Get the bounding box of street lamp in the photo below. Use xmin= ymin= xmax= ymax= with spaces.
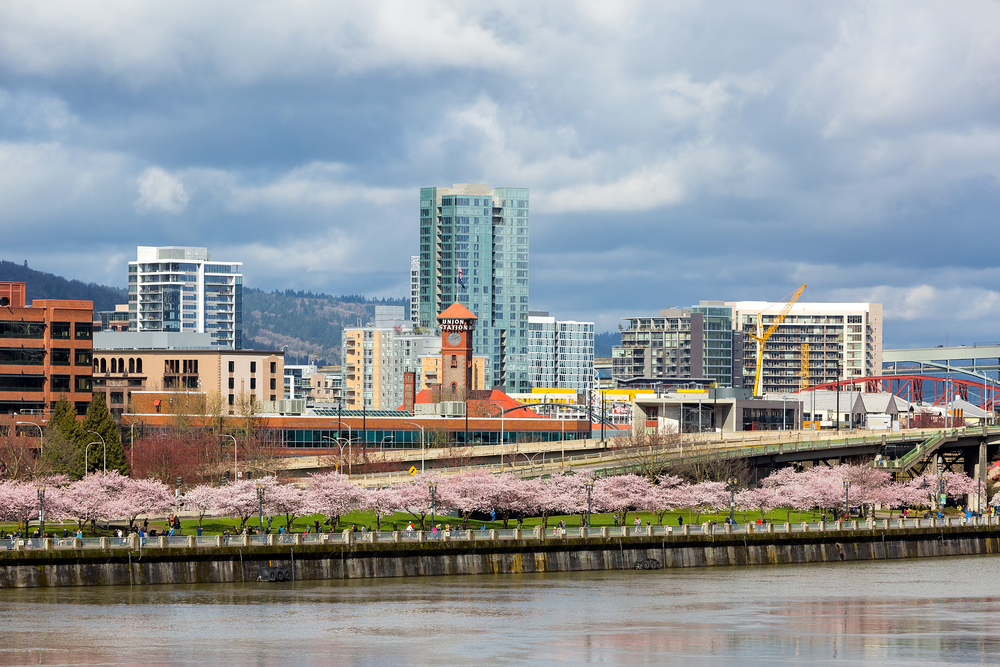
xmin=35 ymin=482 xmax=45 ymax=539
xmin=222 ymin=434 xmax=237 ymax=481
xmin=256 ymin=481 xmax=266 ymax=535
xmin=321 ymin=435 xmax=352 ymax=476
xmin=404 ymin=422 xmax=425 ymax=473
xmin=428 ymin=481 xmax=438 ymax=531
xmin=16 ymin=422 xmax=43 ymax=457
xmin=843 ymin=478 xmax=851 ymax=519
xmin=85 ymin=441 xmax=101 ymax=476
xmin=330 ymin=420 xmax=353 ymax=478
xmin=727 ymin=478 xmax=738 ymax=523
xmin=584 ymin=480 xmax=595 ymax=528
xmin=87 ymin=430 xmax=106 ymax=473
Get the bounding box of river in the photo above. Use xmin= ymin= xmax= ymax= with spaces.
xmin=1 ymin=555 xmax=999 ymax=665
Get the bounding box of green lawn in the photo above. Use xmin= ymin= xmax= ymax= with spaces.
xmin=1 ymin=507 xmax=894 ymax=538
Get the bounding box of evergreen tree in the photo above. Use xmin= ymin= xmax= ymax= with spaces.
xmin=43 ymin=395 xmax=86 ymax=478
xmin=82 ymin=392 xmax=128 ymax=475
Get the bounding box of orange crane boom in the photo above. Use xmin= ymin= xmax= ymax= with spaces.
xmin=747 ymin=284 xmax=806 ymax=397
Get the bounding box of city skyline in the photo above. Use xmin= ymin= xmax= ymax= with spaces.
xmin=1 ymin=3 xmax=997 ymax=348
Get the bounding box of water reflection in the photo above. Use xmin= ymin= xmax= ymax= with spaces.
xmin=1 ymin=556 xmax=1000 ymax=665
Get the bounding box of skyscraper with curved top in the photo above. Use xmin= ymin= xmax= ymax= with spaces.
xmin=417 ymin=184 xmax=530 ymax=392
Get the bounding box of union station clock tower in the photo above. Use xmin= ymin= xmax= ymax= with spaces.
xmin=437 ymin=302 xmax=477 ymax=397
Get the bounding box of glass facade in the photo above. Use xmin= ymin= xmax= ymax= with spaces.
xmin=419 ymin=185 xmax=530 ymax=392
xmin=529 ymin=314 xmax=595 ymax=390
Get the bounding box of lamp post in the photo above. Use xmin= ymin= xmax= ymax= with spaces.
xmin=330 ymin=420 xmax=353 ymax=478
xmin=16 ymin=422 xmax=43 ymax=457
xmin=321 ymin=436 xmax=348 ymax=474
xmin=428 ymin=481 xmax=438 ymax=530
xmin=404 ymin=422 xmax=425 ymax=473
xmin=584 ymin=480 xmax=594 ymax=527
xmin=256 ymin=481 xmax=266 ymax=535
xmin=222 ymin=434 xmax=237 ymax=481
xmin=727 ymin=478 xmax=738 ymax=523
xmin=87 ymin=430 xmax=106 ymax=473
xmin=843 ymin=478 xmax=851 ymax=519
xmin=129 ymin=421 xmax=137 ymax=471
xmin=35 ymin=483 xmax=45 ymax=539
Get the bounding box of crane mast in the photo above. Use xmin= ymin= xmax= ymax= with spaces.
xmin=748 ymin=284 xmax=806 ymax=397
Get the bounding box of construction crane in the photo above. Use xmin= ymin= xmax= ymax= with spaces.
xmin=748 ymin=284 xmax=806 ymax=397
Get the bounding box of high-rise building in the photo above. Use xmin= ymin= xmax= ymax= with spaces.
xmin=129 ymin=246 xmax=243 ymax=349
xmin=418 ymin=183 xmax=530 ymax=391
xmin=410 ymin=255 xmax=420 ymax=328
xmin=726 ymin=301 xmax=883 ymax=393
xmin=613 ymin=305 xmax=740 ymax=388
xmin=528 ymin=312 xmax=595 ymax=391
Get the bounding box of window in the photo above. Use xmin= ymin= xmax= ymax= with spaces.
xmin=75 ymin=350 xmax=92 ymax=366
xmin=250 ymin=378 xmax=256 ymax=390
xmin=110 ymin=392 xmax=124 ymax=405
xmin=129 ymin=358 xmax=135 ymax=373
xmin=270 ymin=361 xmax=276 ymax=374
xmin=229 ymin=361 xmax=235 ymax=373
xmin=0 ymin=348 xmax=45 ymax=364
xmin=270 ymin=378 xmax=276 ymax=390
xmin=52 ymin=349 xmax=71 ymax=366
xmin=136 ymin=358 xmax=142 ymax=374
xmin=270 ymin=394 xmax=276 ymax=401
xmin=229 ymin=377 xmax=235 ymax=390
xmin=228 ymin=394 xmax=234 ymax=405
xmin=250 ymin=361 xmax=257 ymax=373
xmin=51 ymin=322 xmax=71 ymax=339
xmin=74 ymin=376 xmax=92 ymax=392
xmin=51 ymin=375 xmax=70 ymax=392
xmin=74 ymin=322 xmax=93 ymax=340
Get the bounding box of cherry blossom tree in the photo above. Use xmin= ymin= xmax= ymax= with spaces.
xmin=106 ymin=477 xmax=175 ymax=529
xmin=181 ymin=484 xmax=220 ymax=529
xmin=214 ymin=477 xmax=275 ymax=532
xmin=394 ymin=473 xmax=447 ymax=529
xmin=443 ymin=470 xmax=492 ymax=528
xmin=481 ymin=474 xmax=532 ymax=528
xmin=736 ymin=487 xmax=775 ymax=523
xmin=304 ymin=471 xmax=362 ymax=529
xmin=60 ymin=472 xmax=128 ymax=531
xmin=594 ymin=474 xmax=651 ymax=526
xmin=267 ymin=482 xmax=306 ymax=533
xmin=361 ymin=487 xmax=399 ymax=531
xmin=642 ymin=474 xmax=686 ymax=525
xmin=688 ymin=481 xmax=728 ymax=522
xmin=0 ymin=480 xmax=45 ymax=531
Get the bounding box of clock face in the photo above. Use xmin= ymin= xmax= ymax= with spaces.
xmin=447 ymin=332 xmax=463 ymax=346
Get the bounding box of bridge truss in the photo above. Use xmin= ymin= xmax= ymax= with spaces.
xmin=804 ymin=374 xmax=1000 ymax=411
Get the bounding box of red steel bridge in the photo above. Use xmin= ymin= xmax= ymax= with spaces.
xmin=805 ymin=375 xmax=1000 ymax=411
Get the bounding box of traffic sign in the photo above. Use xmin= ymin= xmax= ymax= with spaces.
xmin=409 ymin=466 xmax=418 ymax=476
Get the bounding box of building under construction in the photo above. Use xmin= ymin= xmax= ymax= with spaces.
xmin=727 ymin=301 xmax=883 ymax=394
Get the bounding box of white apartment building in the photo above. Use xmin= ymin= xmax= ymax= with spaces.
xmin=129 ymin=246 xmax=243 ymax=349
xmin=528 ymin=312 xmax=595 ymax=391
xmin=726 ymin=301 xmax=883 ymax=393
xmin=410 ymin=255 xmax=420 ymax=328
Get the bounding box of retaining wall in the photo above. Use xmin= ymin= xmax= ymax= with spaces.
xmin=1 ymin=525 xmax=998 ymax=589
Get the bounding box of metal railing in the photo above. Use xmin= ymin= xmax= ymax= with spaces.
xmin=4 ymin=516 xmax=997 ymax=553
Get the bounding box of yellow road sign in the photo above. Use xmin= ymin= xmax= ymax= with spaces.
xmin=408 ymin=466 xmax=418 ymax=476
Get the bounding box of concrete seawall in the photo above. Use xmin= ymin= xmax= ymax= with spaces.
xmin=2 ymin=526 xmax=998 ymax=588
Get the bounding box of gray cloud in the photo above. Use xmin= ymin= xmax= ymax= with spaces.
xmin=0 ymin=1 xmax=998 ymax=348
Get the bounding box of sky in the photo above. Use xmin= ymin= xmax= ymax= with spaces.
xmin=1 ymin=1 xmax=998 ymax=348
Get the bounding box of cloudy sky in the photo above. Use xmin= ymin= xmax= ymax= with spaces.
xmin=2 ymin=1 xmax=998 ymax=347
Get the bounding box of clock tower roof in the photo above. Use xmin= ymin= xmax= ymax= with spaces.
xmin=437 ymin=302 xmax=477 ymax=321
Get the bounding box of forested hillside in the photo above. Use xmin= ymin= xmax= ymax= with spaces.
xmin=0 ymin=260 xmax=127 ymax=311
xmin=594 ymin=331 xmax=620 ymax=358
xmin=239 ymin=289 xmax=408 ymax=366
xmin=0 ymin=260 xmax=405 ymax=366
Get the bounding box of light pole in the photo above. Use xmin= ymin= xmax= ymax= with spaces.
xmin=379 ymin=435 xmax=394 ymax=453
xmin=428 ymin=481 xmax=438 ymax=530
xmin=843 ymin=478 xmax=851 ymax=519
xmin=87 ymin=430 xmax=106 ymax=473
xmin=16 ymin=422 xmax=43 ymax=457
xmin=330 ymin=420 xmax=353 ymax=478
xmin=35 ymin=482 xmax=45 ymax=539
xmin=727 ymin=478 xmax=738 ymax=523
xmin=321 ymin=436 xmax=349 ymax=474
xmin=404 ymin=422 xmax=425 ymax=473
xmin=584 ymin=480 xmax=594 ymax=527
xmin=130 ymin=421 xmax=137 ymax=471
xmin=256 ymin=481 xmax=266 ymax=535
xmin=222 ymin=434 xmax=237 ymax=480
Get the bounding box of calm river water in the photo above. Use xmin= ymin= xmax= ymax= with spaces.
xmin=2 ymin=556 xmax=1000 ymax=665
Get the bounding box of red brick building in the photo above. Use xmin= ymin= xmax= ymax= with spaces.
xmin=0 ymin=282 xmax=94 ymax=417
